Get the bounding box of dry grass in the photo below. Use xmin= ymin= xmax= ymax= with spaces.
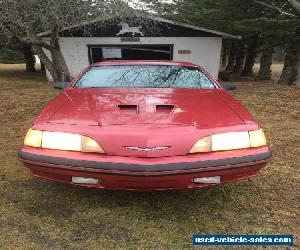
xmin=0 ymin=64 xmax=299 ymax=249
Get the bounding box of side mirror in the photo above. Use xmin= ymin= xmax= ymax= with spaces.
xmin=53 ymin=81 xmax=66 ymax=90
xmin=220 ymin=82 xmax=236 ymax=91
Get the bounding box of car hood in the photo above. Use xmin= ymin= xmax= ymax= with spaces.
xmin=45 ymin=88 xmax=251 ymax=128
xmin=34 ymin=87 xmax=258 ymax=157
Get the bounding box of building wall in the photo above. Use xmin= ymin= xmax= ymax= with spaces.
xmin=45 ymin=36 xmax=222 ymax=80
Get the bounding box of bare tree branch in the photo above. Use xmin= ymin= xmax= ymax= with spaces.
xmin=17 ymin=37 xmax=53 ymax=50
xmin=254 ymin=0 xmax=297 ymax=16
xmin=288 ymin=0 xmax=300 ymax=13
xmin=0 ymin=0 xmax=150 ymax=81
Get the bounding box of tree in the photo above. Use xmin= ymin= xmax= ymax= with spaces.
xmin=221 ymin=40 xmax=231 ymax=67
xmin=257 ymin=44 xmax=274 ymax=80
xmin=0 ymin=36 xmax=35 ymax=69
xmin=241 ymin=36 xmax=259 ymax=76
xmin=233 ymin=41 xmax=246 ymax=73
xmin=278 ymin=32 xmax=299 ymax=84
xmin=282 ymin=1 xmax=300 ymax=85
xmin=141 ymin=0 xmax=299 ymax=84
xmin=0 ymin=0 xmax=140 ymax=81
xmin=253 ymin=0 xmax=300 ymax=85
xmin=225 ymin=41 xmax=239 ymax=72
xmin=23 ymin=45 xmax=36 ymax=72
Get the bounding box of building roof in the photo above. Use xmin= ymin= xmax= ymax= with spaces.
xmin=38 ymin=16 xmax=240 ymax=39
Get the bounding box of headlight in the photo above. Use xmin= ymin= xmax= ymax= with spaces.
xmin=249 ymin=129 xmax=267 ymax=147
xmin=24 ymin=129 xmax=105 ymax=153
xmin=24 ymin=129 xmax=42 ymax=148
xmin=189 ymin=136 xmax=211 ymax=153
xmin=212 ymin=131 xmax=250 ymax=151
xmin=189 ymin=129 xmax=267 ymax=153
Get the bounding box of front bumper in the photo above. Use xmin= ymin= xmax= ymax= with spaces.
xmin=19 ymin=147 xmax=271 ymax=190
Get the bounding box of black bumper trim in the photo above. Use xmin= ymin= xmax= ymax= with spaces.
xmin=19 ymin=150 xmax=272 ymax=174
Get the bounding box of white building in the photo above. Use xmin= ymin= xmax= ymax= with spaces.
xmin=41 ymin=17 xmax=238 ymax=80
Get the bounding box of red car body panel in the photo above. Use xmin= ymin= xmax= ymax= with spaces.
xmin=19 ymin=60 xmax=271 ymax=190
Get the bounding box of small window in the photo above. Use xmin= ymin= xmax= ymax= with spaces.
xmin=102 ymin=48 xmax=122 ymax=60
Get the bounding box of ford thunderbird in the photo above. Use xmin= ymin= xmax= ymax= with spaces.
xmin=19 ymin=61 xmax=271 ymax=190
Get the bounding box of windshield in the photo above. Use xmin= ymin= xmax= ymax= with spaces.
xmin=75 ymin=65 xmax=216 ymax=89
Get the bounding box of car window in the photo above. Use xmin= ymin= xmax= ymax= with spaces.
xmin=75 ymin=65 xmax=216 ymax=89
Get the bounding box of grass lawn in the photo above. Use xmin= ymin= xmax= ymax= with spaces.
xmin=0 ymin=64 xmax=299 ymax=249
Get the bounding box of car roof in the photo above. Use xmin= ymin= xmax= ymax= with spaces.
xmin=91 ymin=60 xmax=198 ymax=67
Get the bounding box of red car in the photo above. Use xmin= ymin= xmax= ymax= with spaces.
xmin=19 ymin=61 xmax=271 ymax=190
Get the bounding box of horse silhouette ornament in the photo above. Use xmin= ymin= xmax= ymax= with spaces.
xmin=116 ymin=22 xmax=144 ymax=36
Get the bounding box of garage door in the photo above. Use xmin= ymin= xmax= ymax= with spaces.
xmin=88 ymin=45 xmax=173 ymax=63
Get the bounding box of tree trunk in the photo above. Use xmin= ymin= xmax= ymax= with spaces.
xmin=241 ymin=37 xmax=259 ymax=76
xmin=33 ymin=40 xmax=71 ymax=82
xmin=221 ymin=40 xmax=230 ymax=67
xmin=33 ymin=45 xmax=60 ymax=81
xmin=278 ymin=29 xmax=300 ymax=85
xmin=49 ymin=36 xmax=71 ymax=81
xmin=41 ymin=62 xmax=45 ymax=71
xmin=288 ymin=1 xmax=300 ymax=85
xmin=23 ymin=45 xmax=36 ymax=72
xmin=256 ymin=45 xmax=274 ymax=80
xmin=225 ymin=40 xmax=238 ymax=72
xmin=295 ymin=45 xmax=300 ymax=85
xmin=233 ymin=41 xmax=246 ymax=73
xmin=278 ymin=43 xmax=298 ymax=85
xmin=51 ymin=49 xmax=71 ymax=82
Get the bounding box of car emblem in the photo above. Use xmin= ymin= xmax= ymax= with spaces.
xmin=124 ymin=146 xmax=170 ymax=151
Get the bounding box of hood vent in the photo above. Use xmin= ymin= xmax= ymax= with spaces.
xmin=118 ymin=104 xmax=138 ymax=114
xmin=155 ymin=105 xmax=175 ymax=114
